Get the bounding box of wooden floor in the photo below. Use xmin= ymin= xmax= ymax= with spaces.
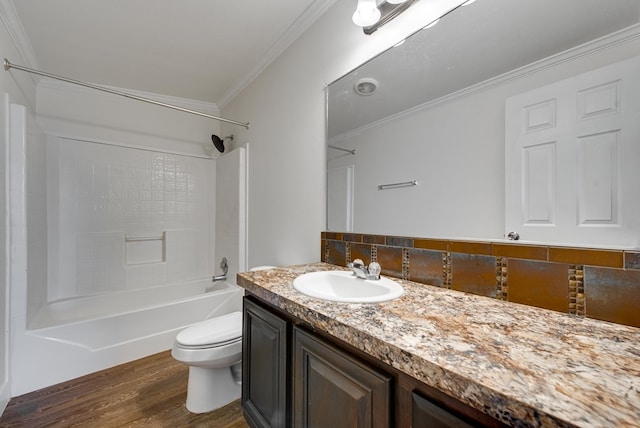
xmin=0 ymin=350 xmax=250 ymax=427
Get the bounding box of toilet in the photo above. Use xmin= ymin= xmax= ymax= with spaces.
xmin=172 ymin=266 xmax=276 ymax=413
xmin=171 ymin=311 xmax=243 ymax=413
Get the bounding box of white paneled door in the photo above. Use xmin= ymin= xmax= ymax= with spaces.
xmin=506 ymin=55 xmax=640 ymax=248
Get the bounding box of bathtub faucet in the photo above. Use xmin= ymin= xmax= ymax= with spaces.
xmin=212 ymin=257 xmax=229 ymax=282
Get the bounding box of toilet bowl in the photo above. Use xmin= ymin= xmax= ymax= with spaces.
xmin=172 ymin=311 xmax=243 ymax=413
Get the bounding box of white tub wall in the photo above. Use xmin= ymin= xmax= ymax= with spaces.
xmin=215 ymin=146 xmax=248 ymax=279
xmin=36 ymin=78 xmax=220 ymax=158
xmin=45 ymin=137 xmax=215 ymax=302
xmin=1 ymin=0 xmax=40 ymax=410
xmin=6 ymin=102 xmax=48 ymax=398
xmin=0 ymin=94 xmax=8 ymax=413
xmin=35 ymin=73 xmax=221 ymax=304
xmin=25 ymin=106 xmax=47 ymax=327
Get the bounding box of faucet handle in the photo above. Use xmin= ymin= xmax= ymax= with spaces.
xmin=367 ymin=262 xmax=381 ymax=279
xmin=351 ymin=258 xmax=365 ymax=268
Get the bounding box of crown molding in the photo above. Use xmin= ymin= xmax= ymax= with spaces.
xmin=329 ymin=23 xmax=640 ymax=144
xmin=218 ymin=0 xmax=338 ymax=109
xmin=38 ymin=78 xmax=220 ymax=115
xmin=0 ymin=0 xmax=40 ymax=81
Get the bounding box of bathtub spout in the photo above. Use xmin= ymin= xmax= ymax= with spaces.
xmin=212 ymin=257 xmax=229 ymax=283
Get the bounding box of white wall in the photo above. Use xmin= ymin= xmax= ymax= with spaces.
xmin=0 ymin=0 xmax=38 ymax=411
xmin=37 ymin=79 xmax=221 ymax=157
xmin=222 ymin=0 xmax=464 ymax=268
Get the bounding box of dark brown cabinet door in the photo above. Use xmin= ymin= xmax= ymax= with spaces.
xmin=411 ymin=391 xmax=475 ymax=428
xmin=293 ymin=327 xmax=391 ymax=428
xmin=242 ymin=297 xmax=290 ymax=428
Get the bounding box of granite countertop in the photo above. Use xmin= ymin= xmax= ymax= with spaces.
xmin=237 ymin=262 xmax=640 ymax=428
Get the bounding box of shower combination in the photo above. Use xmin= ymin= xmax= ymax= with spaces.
xmin=211 ymin=134 xmax=233 ymax=153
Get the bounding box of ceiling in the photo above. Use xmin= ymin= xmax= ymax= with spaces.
xmin=10 ymin=0 xmax=335 ymax=108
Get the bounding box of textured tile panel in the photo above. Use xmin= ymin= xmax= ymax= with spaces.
xmin=507 ymin=259 xmax=570 ymax=313
xmin=350 ymin=243 xmax=373 ymax=266
xmin=584 ymin=267 xmax=640 ymax=327
xmin=548 ymin=247 xmax=623 ymax=268
xmin=449 ymin=241 xmax=492 ymax=255
xmin=376 ymin=246 xmax=403 ymax=279
xmin=342 ymin=233 xmax=363 ymax=243
xmin=493 ymin=243 xmax=547 ymax=261
xmin=386 ymin=236 xmax=414 ymax=248
xmin=413 ymin=239 xmax=448 ymax=251
xmin=450 ymin=253 xmax=498 ymax=298
xmin=363 ymin=235 xmax=386 ymax=245
xmin=407 ymin=248 xmax=445 ymax=287
xmin=326 ymin=240 xmax=347 ymax=266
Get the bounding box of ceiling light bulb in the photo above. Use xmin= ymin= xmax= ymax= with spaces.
xmin=352 ymin=0 xmax=381 ymax=27
xmin=386 ymin=0 xmax=408 ymax=4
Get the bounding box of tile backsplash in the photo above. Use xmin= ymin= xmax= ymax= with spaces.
xmin=322 ymin=232 xmax=640 ymax=328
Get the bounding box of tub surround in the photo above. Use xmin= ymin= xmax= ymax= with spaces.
xmin=237 ymin=263 xmax=640 ymax=427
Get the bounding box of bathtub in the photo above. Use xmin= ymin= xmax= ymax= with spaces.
xmin=11 ymin=278 xmax=244 ymax=396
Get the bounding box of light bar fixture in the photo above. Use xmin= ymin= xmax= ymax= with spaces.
xmin=352 ymin=0 xmax=419 ymax=35
xmin=352 ymin=0 xmax=381 ymax=27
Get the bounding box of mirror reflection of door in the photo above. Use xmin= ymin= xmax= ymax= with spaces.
xmin=327 ymin=165 xmax=354 ymax=232
xmin=505 ymin=55 xmax=640 ymax=248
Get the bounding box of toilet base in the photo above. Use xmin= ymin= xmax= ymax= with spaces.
xmin=185 ymin=363 xmax=241 ymax=413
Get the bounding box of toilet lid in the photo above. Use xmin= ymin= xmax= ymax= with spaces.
xmin=176 ymin=311 xmax=242 ymax=347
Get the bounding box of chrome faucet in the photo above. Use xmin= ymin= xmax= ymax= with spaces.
xmin=212 ymin=257 xmax=229 ymax=282
xmin=347 ymin=259 xmax=382 ymax=280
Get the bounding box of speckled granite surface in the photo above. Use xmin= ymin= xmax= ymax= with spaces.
xmin=237 ymin=263 xmax=640 ymax=428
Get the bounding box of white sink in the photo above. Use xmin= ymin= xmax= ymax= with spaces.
xmin=293 ymin=270 xmax=403 ymax=303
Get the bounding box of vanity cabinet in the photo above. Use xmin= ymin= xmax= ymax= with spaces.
xmin=242 ymin=295 xmax=505 ymax=428
xmin=242 ymin=297 xmax=290 ymax=428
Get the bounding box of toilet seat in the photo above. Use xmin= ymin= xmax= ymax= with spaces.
xmin=175 ymin=311 xmax=242 ymax=348
xmin=176 ymin=337 xmax=241 ymax=350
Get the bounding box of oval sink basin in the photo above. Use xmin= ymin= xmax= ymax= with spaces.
xmin=293 ymin=270 xmax=403 ymax=303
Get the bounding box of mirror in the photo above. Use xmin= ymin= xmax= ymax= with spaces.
xmin=327 ymin=0 xmax=640 ymax=246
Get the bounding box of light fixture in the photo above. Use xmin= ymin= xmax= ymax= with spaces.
xmin=354 ymin=78 xmax=379 ymax=96
xmin=352 ymin=0 xmax=381 ymax=27
xmin=355 ymin=0 xmax=419 ymax=35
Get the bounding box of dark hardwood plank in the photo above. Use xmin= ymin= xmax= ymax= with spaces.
xmin=0 ymin=350 xmax=249 ymax=427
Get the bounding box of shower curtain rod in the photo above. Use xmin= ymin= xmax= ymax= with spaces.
xmin=4 ymin=58 xmax=250 ymax=129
